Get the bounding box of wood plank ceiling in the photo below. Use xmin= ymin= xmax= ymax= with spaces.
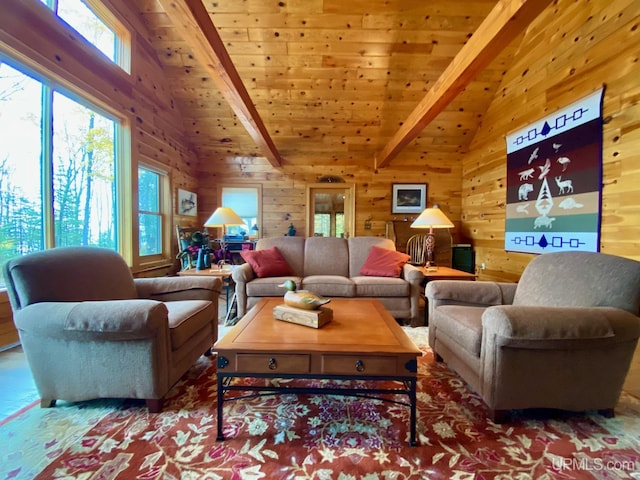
xmin=134 ymin=0 xmax=543 ymax=168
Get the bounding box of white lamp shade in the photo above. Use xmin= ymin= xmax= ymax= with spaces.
xmin=410 ymin=207 xmax=454 ymax=229
xmin=204 ymin=207 xmax=246 ymax=227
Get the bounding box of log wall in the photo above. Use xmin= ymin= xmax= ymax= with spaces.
xmin=197 ymin=158 xmax=463 ymax=241
xmin=462 ymin=0 xmax=640 ymax=282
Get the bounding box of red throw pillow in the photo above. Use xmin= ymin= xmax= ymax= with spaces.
xmin=359 ymin=246 xmax=410 ymax=277
xmin=240 ymin=246 xmax=293 ymax=278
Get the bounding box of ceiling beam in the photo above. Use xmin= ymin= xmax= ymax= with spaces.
xmin=375 ymin=0 xmax=553 ymax=169
xmin=158 ymin=0 xmax=282 ymax=167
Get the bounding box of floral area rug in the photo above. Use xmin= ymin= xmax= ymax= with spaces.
xmin=1 ymin=327 xmax=640 ymax=479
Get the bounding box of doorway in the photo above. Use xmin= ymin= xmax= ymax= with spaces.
xmin=306 ymin=183 xmax=355 ymax=238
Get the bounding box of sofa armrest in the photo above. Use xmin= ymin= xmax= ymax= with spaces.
xmin=231 ymin=263 xmax=255 ymax=318
xmin=483 ymin=305 xmax=640 ymax=343
xmin=402 ymin=263 xmax=424 ymax=284
xmin=135 ymin=277 xmax=221 ymax=302
xmin=426 ymin=280 xmax=516 ymax=307
xmin=14 ymin=300 xmax=169 ymax=340
xmin=231 ymin=263 xmax=255 ymax=283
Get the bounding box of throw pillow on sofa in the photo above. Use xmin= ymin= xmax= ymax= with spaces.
xmin=241 ymin=246 xmax=294 ymax=278
xmin=359 ymin=246 xmax=410 ymax=277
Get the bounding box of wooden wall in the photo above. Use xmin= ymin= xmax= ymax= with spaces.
xmin=197 ymin=159 xmax=464 ymax=242
xmin=0 ymin=0 xmax=202 ymax=347
xmin=462 ymin=0 xmax=640 ymax=282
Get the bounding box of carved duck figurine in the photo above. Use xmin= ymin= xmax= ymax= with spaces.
xmin=279 ymin=280 xmax=331 ymax=310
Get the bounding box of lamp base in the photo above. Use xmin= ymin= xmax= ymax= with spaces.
xmin=425 ymin=231 xmax=435 ymax=267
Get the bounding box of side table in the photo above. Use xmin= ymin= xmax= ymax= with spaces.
xmin=177 ymin=267 xmax=237 ymax=325
xmin=418 ymin=266 xmax=476 ymax=326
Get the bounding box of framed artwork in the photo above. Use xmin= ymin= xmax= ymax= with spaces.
xmin=391 ymin=184 xmax=427 ymax=214
xmin=177 ymin=188 xmax=197 ymax=216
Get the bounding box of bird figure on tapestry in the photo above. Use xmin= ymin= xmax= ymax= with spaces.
xmin=537 ymin=158 xmax=551 ymax=180
xmin=557 ymin=156 xmax=571 ymax=172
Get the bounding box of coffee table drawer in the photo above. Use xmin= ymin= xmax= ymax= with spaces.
xmin=236 ymin=354 xmax=310 ymax=373
xmin=321 ymin=355 xmax=397 ymax=375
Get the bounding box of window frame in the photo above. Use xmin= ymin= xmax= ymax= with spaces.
xmin=43 ymin=0 xmax=131 ymax=74
xmin=136 ymin=161 xmax=172 ymax=268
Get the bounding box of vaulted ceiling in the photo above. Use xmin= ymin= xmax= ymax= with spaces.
xmin=134 ymin=0 xmax=551 ymax=169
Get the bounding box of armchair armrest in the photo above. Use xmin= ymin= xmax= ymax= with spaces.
xmin=14 ymin=300 xmax=169 ymax=340
xmin=135 ymin=277 xmax=221 ymax=302
xmin=483 ymin=305 xmax=640 ymax=344
xmin=426 ymin=280 xmax=517 ymax=307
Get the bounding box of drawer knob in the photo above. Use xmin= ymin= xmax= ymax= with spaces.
xmin=268 ymin=358 xmax=277 ymax=370
xmin=355 ymin=359 xmax=365 ymax=372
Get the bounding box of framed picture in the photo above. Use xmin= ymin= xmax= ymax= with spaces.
xmin=177 ymin=188 xmax=197 ymax=216
xmin=391 ymin=184 xmax=427 ymax=214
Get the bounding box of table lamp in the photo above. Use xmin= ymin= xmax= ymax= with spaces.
xmin=410 ymin=206 xmax=454 ymax=267
xmin=204 ymin=207 xmax=246 ymax=266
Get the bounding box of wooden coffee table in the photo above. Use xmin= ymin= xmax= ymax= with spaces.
xmin=213 ymin=297 xmax=422 ymax=446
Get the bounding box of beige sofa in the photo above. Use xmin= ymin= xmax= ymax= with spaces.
xmin=3 ymin=246 xmax=222 ymax=412
xmin=232 ymin=236 xmax=424 ymax=324
xmin=425 ymin=251 xmax=640 ymax=422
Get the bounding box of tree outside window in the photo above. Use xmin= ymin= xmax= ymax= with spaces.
xmin=138 ymin=166 xmax=163 ymax=256
xmin=0 ymin=62 xmax=117 ymax=287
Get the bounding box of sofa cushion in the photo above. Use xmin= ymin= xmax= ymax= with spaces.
xmin=246 ymin=276 xmax=303 ymax=297
xmin=304 ymin=237 xmax=349 ymax=277
xmin=302 ymin=275 xmax=355 ymax=297
xmin=165 ymin=300 xmax=215 ymax=351
xmin=359 ymin=246 xmax=410 ymax=277
xmin=433 ymin=305 xmax=484 ymax=358
xmin=352 ymin=276 xmax=410 ymax=297
xmin=241 ymin=246 xmax=293 ymax=278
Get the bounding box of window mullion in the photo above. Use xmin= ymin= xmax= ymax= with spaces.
xmin=40 ymin=82 xmax=55 ymax=249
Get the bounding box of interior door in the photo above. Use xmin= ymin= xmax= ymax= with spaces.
xmin=306 ymin=183 xmax=355 ymax=238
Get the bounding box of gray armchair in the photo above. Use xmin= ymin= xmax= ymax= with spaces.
xmin=3 ymin=246 xmax=222 ymax=412
xmin=426 ymin=251 xmax=640 ymax=422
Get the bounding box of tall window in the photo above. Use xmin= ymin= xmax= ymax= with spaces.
xmin=52 ymin=92 xmax=117 ymax=247
xmin=0 ymin=61 xmax=118 ymax=287
xmin=0 ymin=65 xmax=43 ymax=264
xmin=138 ymin=165 xmax=164 ymax=256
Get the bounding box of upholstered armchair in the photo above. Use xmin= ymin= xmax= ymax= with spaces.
xmin=426 ymin=251 xmax=640 ymax=422
xmin=3 ymin=246 xmax=222 ymax=412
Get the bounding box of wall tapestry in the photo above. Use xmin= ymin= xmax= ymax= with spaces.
xmin=505 ymin=88 xmax=604 ymax=254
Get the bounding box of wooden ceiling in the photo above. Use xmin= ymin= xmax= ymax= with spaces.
xmin=134 ymin=0 xmax=551 ymax=168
